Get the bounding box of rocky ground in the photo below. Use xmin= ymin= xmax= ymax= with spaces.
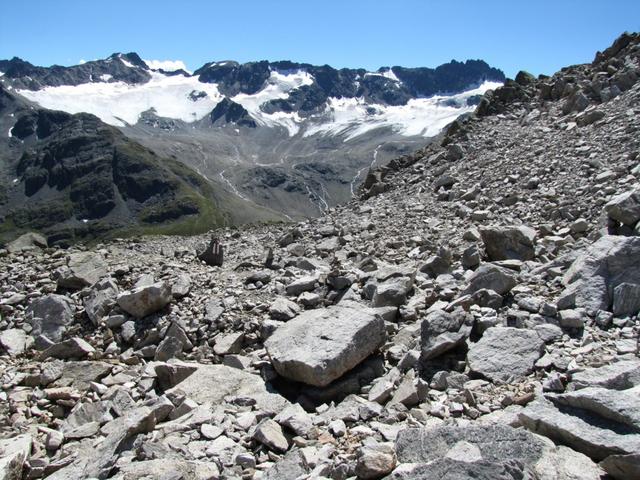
xmin=1 ymin=33 xmax=640 ymax=480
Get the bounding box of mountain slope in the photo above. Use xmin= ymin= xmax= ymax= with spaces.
xmin=0 ymin=55 xmax=505 ymax=217
xmin=0 ymin=85 xmax=284 ymax=245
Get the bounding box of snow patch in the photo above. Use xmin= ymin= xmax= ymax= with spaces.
xmin=79 ymin=59 xmax=86 ymax=65
xmin=118 ymin=55 xmax=135 ymax=68
xmin=365 ymin=68 xmax=400 ymax=82
xmin=18 ymin=71 xmax=225 ymax=127
xmin=303 ymin=81 xmax=502 ymax=141
xmin=144 ymin=59 xmax=190 ymax=73
xmin=232 ymin=70 xmax=314 ymax=136
xmin=8 ymin=127 xmax=13 ymax=138
xmin=99 ymin=74 xmax=113 ymax=82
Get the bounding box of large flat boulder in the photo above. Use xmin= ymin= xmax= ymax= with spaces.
xmin=560 ymin=235 xmax=640 ymax=311
xmin=54 ymin=252 xmax=108 ymax=290
xmin=394 ymin=424 xmax=602 ymax=479
xmin=480 ymin=226 xmax=536 ymax=261
xmin=548 ymin=386 xmax=640 ymax=432
xmin=27 ymin=294 xmax=75 ymax=342
xmin=0 ymin=434 xmax=32 ymax=480
xmin=165 ymin=363 xmax=288 ymax=414
xmin=467 ymin=327 xmax=544 ymax=383
xmin=569 ymin=360 xmax=640 ymax=391
xmin=264 ymin=305 xmax=385 ymax=387
xmin=519 ymin=400 xmax=640 ymax=461
xmin=463 ymin=264 xmax=517 ymax=295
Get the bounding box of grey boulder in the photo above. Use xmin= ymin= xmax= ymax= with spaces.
xmin=480 ymin=226 xmax=536 ymax=261
xmin=605 ymin=188 xmax=640 ymax=226
xmin=27 ymin=294 xmax=75 ymax=342
xmin=54 ymin=252 xmax=108 ymax=290
xmin=463 ymin=264 xmax=517 ymax=295
xmin=84 ymin=277 xmax=118 ymax=325
xmin=560 ymin=235 xmax=640 ymax=311
xmin=467 ymin=327 xmax=544 ymax=383
xmin=265 ymin=305 xmax=385 ymax=387
xmin=116 ymin=281 xmax=172 ymax=318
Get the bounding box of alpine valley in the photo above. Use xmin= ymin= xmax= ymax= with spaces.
xmin=0 ymin=53 xmax=504 ymax=243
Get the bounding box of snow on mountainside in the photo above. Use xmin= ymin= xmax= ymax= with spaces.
xmin=15 ymin=67 xmax=500 ymax=139
xmin=0 ymin=53 xmax=505 ymax=218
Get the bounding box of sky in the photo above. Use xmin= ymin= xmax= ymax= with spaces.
xmin=1 ymin=1 xmax=639 ymax=78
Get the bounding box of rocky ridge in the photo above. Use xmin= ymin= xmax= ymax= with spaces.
xmin=0 ymin=33 xmax=639 ymax=479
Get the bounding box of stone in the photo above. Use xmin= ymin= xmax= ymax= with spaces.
xmin=612 ymin=283 xmax=640 ymax=317
xmin=569 ymin=360 xmax=640 ymax=391
xmin=46 ymin=407 xmax=156 ymax=480
xmin=0 ymin=329 xmax=27 ymax=356
xmin=519 ymin=400 xmax=640 ymax=461
xmin=560 ymin=235 xmax=640 ymax=311
xmin=274 ymin=403 xmax=314 ymax=437
xmin=356 ymin=443 xmax=396 ymax=479
xmin=0 ymin=434 xmax=32 ymax=480
xmin=372 ymin=277 xmax=412 ymax=307
xmin=269 ymin=297 xmax=300 ymax=320
xmin=600 ymin=453 xmax=640 ymax=480
xmin=171 ymin=274 xmax=191 ymax=299
xmin=6 ymin=232 xmax=47 ymax=253
xmin=386 ymin=458 xmax=529 ymax=480
xmin=115 ymin=458 xmax=219 ymax=480
xmin=479 ymin=226 xmax=536 ymax=261
xmin=116 ymin=281 xmax=172 ymax=318
xmin=463 ymin=264 xmax=517 ymax=295
xmin=213 ymin=331 xmax=244 ymax=355
xmin=41 ymin=337 xmax=95 ymax=360
xmin=285 ymin=275 xmax=318 ymax=296
xmin=264 ymin=305 xmax=385 ymax=387
xmin=27 ymin=294 xmax=75 ymax=343
xmin=558 ymin=309 xmax=584 ymax=328
xmin=54 ymin=252 xmax=108 ymax=290
xmin=467 ymin=327 xmax=544 ymax=383
xmin=253 ymin=419 xmax=289 ymax=452
xmin=165 ymin=363 xmax=288 ymax=413
xmin=262 ymin=450 xmax=310 ymax=480
xmin=197 ymin=237 xmax=223 ymax=266
xmin=83 ymin=277 xmax=118 ymax=325
xmin=605 ymin=188 xmax=640 ymax=226
xmin=548 ymin=385 xmax=640 ymax=431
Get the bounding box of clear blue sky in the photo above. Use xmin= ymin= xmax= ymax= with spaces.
xmin=1 ymin=0 xmax=639 ymax=78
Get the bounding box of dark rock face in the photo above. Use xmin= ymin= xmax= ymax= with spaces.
xmin=194 ymin=58 xmax=505 ymax=113
xmin=5 ymin=109 xmax=223 ymax=244
xmin=210 ymin=98 xmax=256 ymax=128
xmin=0 ymin=52 xmax=151 ymax=90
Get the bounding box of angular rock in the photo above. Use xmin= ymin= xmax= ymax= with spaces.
xmin=116 ymin=281 xmax=172 ymax=318
xmin=274 ymin=403 xmax=314 ymax=437
xmin=165 ymin=363 xmax=288 ymax=414
xmin=463 ymin=264 xmax=517 ymax=295
xmin=372 ymin=277 xmax=412 ymax=307
xmin=0 ymin=434 xmax=32 ymax=480
xmin=386 ymin=458 xmax=529 ymax=480
xmin=600 ymin=453 xmax=640 ymax=480
xmin=6 ymin=232 xmax=47 ymax=253
xmin=569 ymin=360 xmax=640 ymax=391
xmin=269 ymin=297 xmax=300 ymax=321
xmin=285 ymin=275 xmax=318 ymax=296
xmin=356 ymin=443 xmax=396 ymax=479
xmin=548 ymin=385 xmax=640 ymax=431
xmin=27 ymin=294 xmax=75 ymax=342
xmin=561 ymin=235 xmax=640 ymax=311
xmin=0 ymin=329 xmax=27 ymax=356
xmin=41 ymin=337 xmax=95 ymax=360
xmin=612 ymin=283 xmax=640 ymax=317
xmin=54 ymin=252 xmax=108 ymax=290
xmin=264 ymin=305 xmax=385 ymax=387
xmin=467 ymin=327 xmax=544 ymax=382
xmin=519 ymin=400 xmax=640 ymax=461
xmin=605 ymin=188 xmax=640 ymax=226
xmin=252 ymin=418 xmax=289 ymax=452
xmin=480 ymin=226 xmax=536 ymax=261
xmin=213 ymin=331 xmax=244 ymax=355
xmin=84 ymin=277 xmax=118 ymax=325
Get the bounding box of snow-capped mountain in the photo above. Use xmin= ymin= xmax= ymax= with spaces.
xmin=0 ymin=52 xmax=504 ymax=218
